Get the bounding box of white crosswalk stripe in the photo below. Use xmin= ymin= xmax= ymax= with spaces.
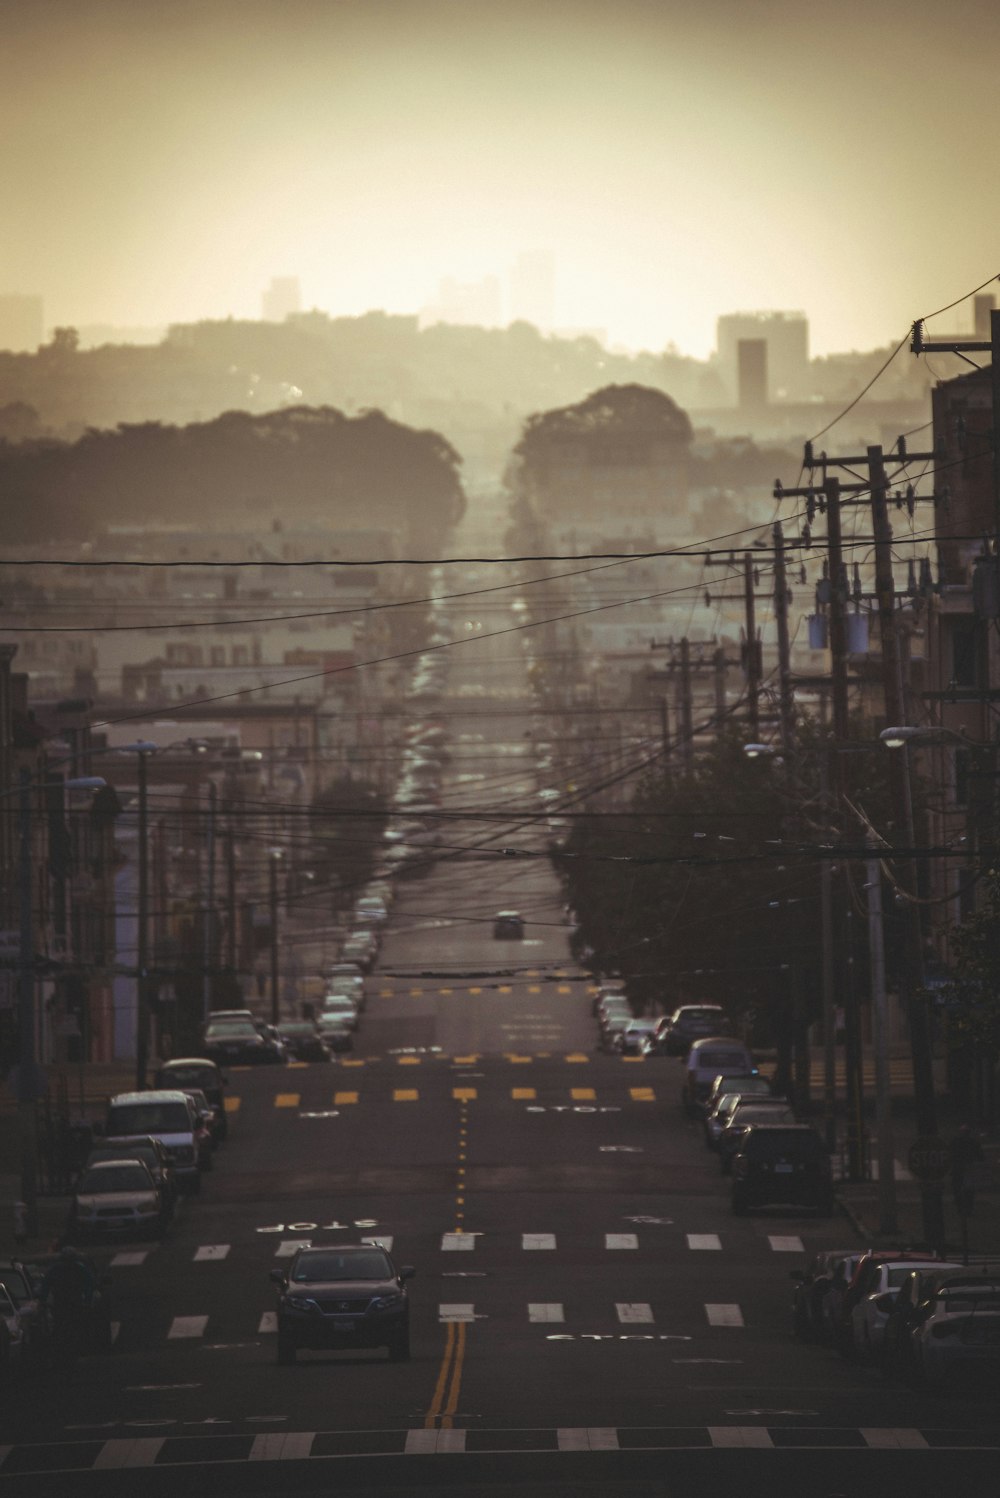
xmin=441 ymin=1232 xmax=474 ymax=1251
xmin=604 ymin=1233 xmax=638 ymax=1250
xmin=687 ymin=1233 xmax=721 ymax=1251
xmin=768 ymin=1235 xmax=804 ymax=1253
xmin=709 ymin=1426 xmax=772 ymax=1447
xmin=615 ymin=1303 xmax=654 ymax=1324
xmin=257 ymin=1312 xmax=277 ymax=1333
xmin=528 ymin=1303 xmax=565 ymax=1322
xmin=194 ymin=1244 xmax=230 ymax=1262
xmin=110 ymin=1251 xmax=149 ymax=1267
xmin=439 ymin=1303 xmax=475 ymax=1322
xmin=705 ymin=1303 xmax=744 ymax=1327
xmin=522 ymin=1233 xmax=556 ymax=1250
xmin=168 ymin=1315 xmax=207 ymax=1339
xmin=275 ymin=1239 xmax=311 ymax=1258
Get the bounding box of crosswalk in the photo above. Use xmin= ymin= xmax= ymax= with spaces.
xmin=110 ymin=1231 xmax=804 ymax=1268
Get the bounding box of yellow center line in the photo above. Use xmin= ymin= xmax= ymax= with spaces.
xmin=223 ymin=1097 xmax=241 ymax=1114
xmin=393 ymin=1089 xmax=419 ymax=1102
xmin=425 ymin=1320 xmax=456 ymax=1427
xmin=333 ymin=1091 xmax=358 ymax=1105
xmin=571 ymin=1088 xmax=596 ymax=1101
xmin=441 ymin=1321 xmax=468 ymax=1428
xmin=274 ymin=1093 xmax=300 ymax=1108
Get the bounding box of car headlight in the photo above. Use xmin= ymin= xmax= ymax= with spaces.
xmin=285 ymin=1296 xmax=316 ymax=1311
xmin=372 ymin=1293 xmax=404 ymax=1311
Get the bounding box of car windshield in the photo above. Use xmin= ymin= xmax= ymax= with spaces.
xmin=205 ymin=1022 xmax=257 ymax=1038
xmin=108 ymin=1102 xmax=191 ymax=1134
xmin=89 ymin=1146 xmax=157 ymax=1170
xmin=78 ymin=1165 xmax=152 ymax=1193
xmin=699 ymin=1050 xmax=748 ymax=1071
xmin=0 ymin=1268 xmax=32 ymax=1305
xmin=291 ymin=1251 xmax=393 ymax=1283
xmin=162 ymin=1066 xmax=216 ymax=1086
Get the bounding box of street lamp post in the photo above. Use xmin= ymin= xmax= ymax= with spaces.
xmin=116 ymin=742 xmax=157 ymax=1089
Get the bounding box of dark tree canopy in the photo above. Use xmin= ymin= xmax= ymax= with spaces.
xmin=515 ymin=383 xmax=693 ymax=463
xmin=0 ymin=404 xmax=465 ymax=545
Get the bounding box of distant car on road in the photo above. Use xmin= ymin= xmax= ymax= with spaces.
xmin=493 ymin=910 xmax=525 ymax=939
xmin=277 ymin=1021 xmax=333 ymax=1063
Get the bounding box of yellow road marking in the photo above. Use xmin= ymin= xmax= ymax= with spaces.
xmin=397 ymin=1055 xmax=421 ymax=1066
xmin=334 ymin=1091 xmax=358 ymax=1105
xmin=565 ymin=1053 xmax=590 ymax=1063
xmin=527 ymin=985 xmax=541 ymax=994
xmin=439 ymin=987 xmax=453 ymax=995
xmin=468 ymin=987 xmax=482 ymax=995
xmin=380 ymin=988 xmax=394 ymax=997
xmin=557 ymin=985 xmax=571 ymax=994
xmin=498 ymin=985 xmax=512 ymax=993
xmin=409 ymin=987 xmax=424 ymax=996
xmin=512 ymin=1087 xmax=536 ymax=1100
xmin=452 ymin=1088 xmax=477 ymax=1101
xmin=340 ymin=1059 xmax=365 ymax=1067
xmin=526 ymin=970 xmax=539 ymax=978
xmin=505 ymin=1054 xmax=532 ymax=1064
xmin=223 ymin=1096 xmax=241 ymax=1114
xmin=394 ymin=1089 xmax=419 ymax=1102
xmin=571 ymin=1088 xmax=596 ymax=1101
xmin=287 ymin=1060 xmax=308 ymax=1069
xmin=425 ymin=1321 xmax=456 ymax=1428
xmin=620 ymin=1054 xmax=646 ymax=1063
xmin=275 ymin=1093 xmax=300 ymax=1108
xmin=441 ymin=1321 xmax=467 ymax=1428
xmin=630 ymin=1087 xmax=656 ymax=1101
xmin=453 ymin=1054 xmax=478 ymax=1064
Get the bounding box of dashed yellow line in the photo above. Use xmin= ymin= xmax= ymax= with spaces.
xmin=630 ymin=1086 xmax=656 ymax=1101
xmin=393 ymin=1089 xmax=419 ymax=1102
xmin=334 ymin=1091 xmax=358 ymax=1105
xmin=397 ymin=1055 xmax=421 ymax=1066
xmin=275 ymin=1093 xmax=300 ymax=1108
xmin=504 ymin=1054 xmax=532 ymax=1064
xmin=340 ymin=1058 xmax=365 ymax=1068
xmin=223 ymin=1096 xmax=241 ymax=1114
xmin=565 ymin=1053 xmax=590 ymax=1064
xmin=511 ymin=1087 xmax=536 ymax=1100
xmin=468 ymin=986 xmax=482 ymax=995
xmin=452 ymin=1087 xmax=477 ymax=1101
xmin=571 ymin=1088 xmax=596 ymax=1101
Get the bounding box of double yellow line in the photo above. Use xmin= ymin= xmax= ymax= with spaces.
xmin=425 ymin=1319 xmax=467 ymax=1429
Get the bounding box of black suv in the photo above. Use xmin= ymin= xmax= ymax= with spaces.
xmin=270 ymin=1243 xmax=414 ymax=1363
xmin=731 ymin=1123 xmax=834 ymax=1216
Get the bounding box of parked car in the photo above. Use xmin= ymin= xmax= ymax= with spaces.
xmin=845 ymin=1254 xmax=959 ymax=1362
xmin=731 ymin=1124 xmax=834 ymax=1216
xmin=702 ymin=1071 xmax=769 ymax=1119
xmin=0 ymin=1263 xmax=45 ymax=1371
xmin=277 ymin=1021 xmax=333 ymax=1063
xmin=704 ymin=1084 xmax=776 ymax=1147
xmin=155 ymin=1058 xmax=228 ymax=1141
xmin=341 ymin=932 xmax=378 ymax=971
xmin=105 ymin=1091 xmax=203 ymax=1192
xmin=84 ymin=1137 xmax=177 ymax=1220
xmin=884 ymin=1266 xmax=1000 ymax=1387
xmin=316 ymin=1015 xmax=354 ymax=1053
xmin=683 ymin=1037 xmax=756 ymax=1114
xmin=614 ymin=1019 xmax=659 ymax=1056
xmin=649 ymin=1005 xmax=726 ymax=1057
xmin=325 ymin=974 xmax=366 ymax=1011
xmin=493 ymin=910 xmax=525 ymax=939
xmin=834 ymin=1249 xmax=948 ymax=1359
xmin=354 ymin=896 xmax=389 ymax=927
xmin=319 ymin=993 xmax=360 ymax=1030
xmin=717 ymin=1099 xmax=798 ymax=1172
xmin=176 ymin=1089 xmax=217 ymax=1168
xmin=790 ymin=1250 xmax=865 ymax=1342
xmin=201 ymin=1018 xmax=285 ymax=1066
xmin=270 ymin=1243 xmax=415 ymax=1363
xmin=69 ymin=1159 xmax=165 ymax=1240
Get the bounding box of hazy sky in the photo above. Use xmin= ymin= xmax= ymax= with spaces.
xmin=3 ymin=0 xmax=998 ymax=356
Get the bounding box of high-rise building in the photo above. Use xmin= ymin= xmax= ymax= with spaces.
xmin=261 ymin=277 xmax=302 ymax=322
xmin=509 ymin=250 xmax=554 ymax=332
xmin=737 ymin=339 xmax=768 ymax=409
xmin=0 ymin=293 xmax=44 ymax=352
xmin=421 ymin=275 xmax=503 ymax=329
xmin=716 ymin=310 xmax=809 ymax=402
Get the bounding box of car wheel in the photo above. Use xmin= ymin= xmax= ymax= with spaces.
xmin=276 ymin=1336 xmax=297 ymax=1365
xmin=388 ymin=1330 xmax=410 ymax=1362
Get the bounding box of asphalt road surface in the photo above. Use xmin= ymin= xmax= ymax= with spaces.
xmin=2 ymin=594 xmax=997 ymax=1494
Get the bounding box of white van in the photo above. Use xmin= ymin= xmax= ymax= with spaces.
xmin=106 ymin=1090 xmax=202 ymax=1192
xmin=683 ymin=1037 xmax=755 ymax=1114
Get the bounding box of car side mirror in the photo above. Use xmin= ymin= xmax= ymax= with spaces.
xmin=398 ymin=1265 xmax=416 ymax=1282
xmin=269 ymin=1269 xmax=287 ymax=1287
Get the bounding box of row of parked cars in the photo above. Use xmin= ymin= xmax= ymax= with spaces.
xmin=791 ymin=1245 xmax=1000 ymax=1391
xmin=0 ymin=1056 xmax=230 ymax=1388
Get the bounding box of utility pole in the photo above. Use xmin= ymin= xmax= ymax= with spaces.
xmin=269 ymin=851 xmax=281 ymax=1026
xmin=17 ymin=769 xmax=38 ymax=1236
xmin=912 ymin=307 xmax=999 ymax=532
xmin=819 ymin=752 xmax=837 ymax=1154
xmin=135 ymin=749 xmax=150 ymax=1090
xmin=866 ymin=846 xmax=897 ymax=1234
xmin=226 ymin=826 xmax=237 ymax=973
xmin=743 ymin=554 xmax=761 ymax=740
xmin=772 ymin=522 xmax=796 ymax=760
xmin=659 ymin=696 xmax=671 ymax=766
xmin=824 ymin=477 xmax=851 ymax=748
xmin=713 ymin=646 xmax=727 ymax=726
xmin=868 ymin=443 xmax=943 ymax=1247
xmin=678 ymin=638 xmax=694 ymax=776
xmin=202 ymin=781 xmax=216 ymax=1024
